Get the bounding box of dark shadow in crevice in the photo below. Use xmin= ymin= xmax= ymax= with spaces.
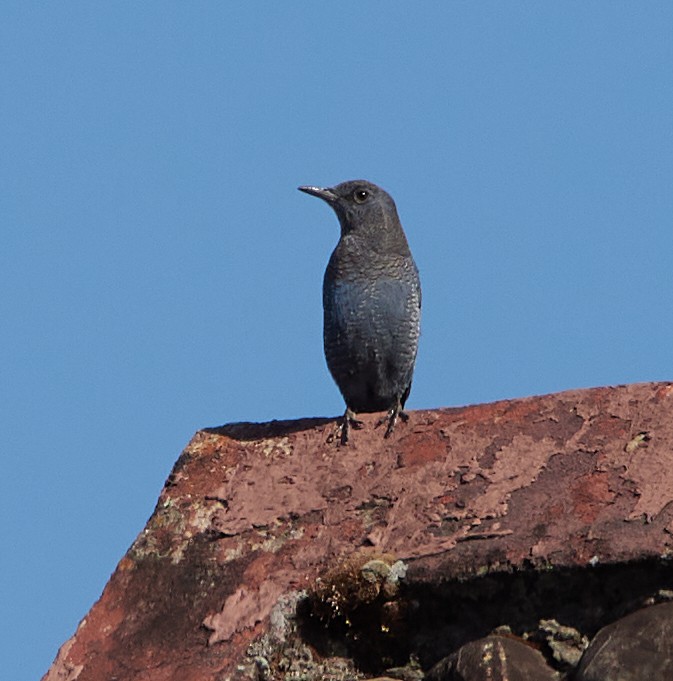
xmin=298 ymin=557 xmax=673 ymax=676
xmin=203 ymin=417 xmax=336 ymax=441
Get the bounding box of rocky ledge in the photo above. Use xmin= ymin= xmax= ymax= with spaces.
xmin=44 ymin=382 xmax=673 ymax=680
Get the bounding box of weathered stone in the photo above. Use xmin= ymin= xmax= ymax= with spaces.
xmin=534 ymin=619 xmax=589 ymax=668
xmin=425 ymin=635 xmax=558 ymax=680
xmin=42 ymin=383 xmax=673 ymax=680
xmin=575 ymin=602 xmax=673 ymax=680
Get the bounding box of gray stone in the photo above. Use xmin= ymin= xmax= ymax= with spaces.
xmin=576 ymin=602 xmax=673 ymax=681
xmin=425 ymin=635 xmax=558 ymax=681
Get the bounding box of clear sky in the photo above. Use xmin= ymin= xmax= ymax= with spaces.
xmin=2 ymin=3 xmax=672 ymax=679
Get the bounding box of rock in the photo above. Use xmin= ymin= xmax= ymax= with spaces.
xmin=425 ymin=635 xmax=559 ymax=680
xmin=575 ymin=602 xmax=673 ymax=680
xmin=534 ymin=619 xmax=589 ymax=669
xmin=42 ymin=382 xmax=673 ymax=680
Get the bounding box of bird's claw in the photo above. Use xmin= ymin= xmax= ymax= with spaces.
xmin=330 ymin=405 xmax=408 ymax=444
xmin=330 ymin=408 xmax=364 ymax=445
xmin=375 ymin=402 xmax=408 ymax=438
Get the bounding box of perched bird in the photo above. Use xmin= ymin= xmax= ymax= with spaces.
xmin=298 ymin=180 xmax=421 ymax=444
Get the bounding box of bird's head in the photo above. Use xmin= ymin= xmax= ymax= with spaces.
xmin=299 ymin=180 xmax=403 ymax=245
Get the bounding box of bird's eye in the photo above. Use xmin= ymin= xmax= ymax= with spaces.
xmin=353 ymin=189 xmax=369 ymax=204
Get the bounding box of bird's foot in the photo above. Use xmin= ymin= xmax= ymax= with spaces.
xmin=375 ymin=401 xmax=409 ymax=438
xmin=329 ymin=408 xmax=363 ymax=445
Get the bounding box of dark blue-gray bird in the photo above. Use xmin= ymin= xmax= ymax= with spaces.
xmin=298 ymin=180 xmax=421 ymax=444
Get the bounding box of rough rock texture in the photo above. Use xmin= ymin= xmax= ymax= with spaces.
xmin=426 ymin=635 xmax=559 ymax=681
xmin=575 ymin=601 xmax=673 ymax=681
xmin=43 ymin=382 xmax=673 ymax=680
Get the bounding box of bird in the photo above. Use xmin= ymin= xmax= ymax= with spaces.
xmin=298 ymin=179 xmax=421 ymax=444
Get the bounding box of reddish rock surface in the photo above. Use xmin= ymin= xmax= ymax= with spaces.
xmin=43 ymin=382 xmax=673 ymax=680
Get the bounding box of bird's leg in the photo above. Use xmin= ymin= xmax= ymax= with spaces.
xmin=334 ymin=407 xmax=363 ymax=445
xmin=375 ymin=398 xmax=409 ymax=438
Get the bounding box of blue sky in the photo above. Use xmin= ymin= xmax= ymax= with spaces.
xmin=2 ymin=3 xmax=672 ymax=679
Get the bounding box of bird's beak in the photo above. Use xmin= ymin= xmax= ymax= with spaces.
xmin=298 ymin=185 xmax=338 ymax=204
